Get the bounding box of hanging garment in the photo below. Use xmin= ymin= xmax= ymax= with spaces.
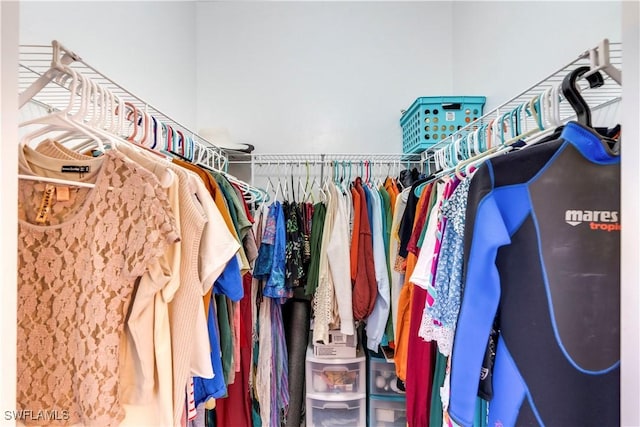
xmin=163 ymin=165 xmax=239 ymax=427
xmin=390 ymin=188 xmax=409 ymax=345
xmin=419 ymin=178 xmax=471 ymax=356
xmin=294 ymin=202 xmax=314 ymax=300
xmin=33 ymin=139 xmax=180 ymax=426
xmin=305 ymin=202 xmax=326 ymax=297
xmin=255 ymin=295 xmax=272 ymax=426
xmin=17 ymin=149 xmax=180 ymax=426
xmin=216 ymin=294 xmax=234 ymax=387
xmin=352 ymin=177 xmax=377 ymax=320
xmin=282 ymin=298 xmax=312 ymax=427
xmin=394 ymin=182 xmax=433 ymax=382
xmin=262 ymin=202 xmax=289 ymax=300
xmin=173 ymin=160 xmax=250 ymax=412
xmin=214 ymin=173 xmax=253 ymax=243
xmin=365 ymin=187 xmax=391 ymax=351
xmin=349 ymin=185 xmax=361 ymax=283
xmin=215 ymin=273 xmax=254 ymax=427
xmin=193 ymin=255 xmax=243 ymax=404
xmin=326 ymin=182 xmax=355 ymax=336
xmin=378 ymin=184 xmax=395 ymax=346
xmin=313 ymin=183 xmax=340 ymax=344
xmin=193 ymin=294 xmax=225 ymax=403
xmin=250 ymin=206 xmax=268 ymax=427
xmin=172 ymin=160 xmax=251 ymax=275
xmin=398 ymin=177 xmax=429 ymax=260
xmin=270 ymin=302 xmax=289 ymax=427
xmin=284 ymin=201 xmax=305 ymax=289
xmin=384 ymin=177 xmax=400 ymax=217
xmin=192 ymin=172 xmax=239 ymax=371
xmin=405 ymin=183 xmax=441 ymax=427
xmin=429 ymin=351 xmax=449 ymax=427
xmin=254 ymin=204 xmax=277 ymax=281
xmin=21 ymin=145 xmax=185 ymax=426
xmin=449 ymin=122 xmax=620 ymax=427
xmin=231 ymin=181 xmax=258 ymax=271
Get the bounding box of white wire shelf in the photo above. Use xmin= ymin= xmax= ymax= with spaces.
xmin=18 ymin=41 xmax=228 ymax=170
xmin=420 ymin=39 xmax=623 ymax=172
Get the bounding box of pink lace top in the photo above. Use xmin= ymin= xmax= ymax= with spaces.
xmin=17 ymin=150 xmax=179 ymax=426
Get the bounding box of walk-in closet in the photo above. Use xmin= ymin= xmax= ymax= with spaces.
xmin=1 ymin=2 xmax=638 ymax=426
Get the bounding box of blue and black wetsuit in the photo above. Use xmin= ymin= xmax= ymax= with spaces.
xmin=449 ymin=121 xmax=620 ymax=427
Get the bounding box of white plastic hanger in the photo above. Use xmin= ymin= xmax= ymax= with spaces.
xmin=18 ymin=174 xmax=97 ymax=189
xmin=19 ymin=69 xmax=105 ymax=152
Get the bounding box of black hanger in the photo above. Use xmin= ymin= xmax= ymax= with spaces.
xmin=561 ymin=66 xmax=605 ymax=127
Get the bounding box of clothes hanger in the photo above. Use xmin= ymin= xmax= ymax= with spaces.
xmin=17 ymin=174 xmax=98 ymax=189
xmin=69 ymin=76 xmax=128 ymax=154
xmin=454 ymin=135 xmax=469 ymax=180
xmin=375 ymin=162 xmax=385 ymax=188
xmin=18 ymin=72 xmax=116 ymax=189
xmin=303 ymin=161 xmax=315 ymax=203
xmin=277 ymin=163 xmax=286 ymax=202
xmin=264 ymin=169 xmax=277 ymax=205
xmin=561 ymin=65 xmax=604 ymax=127
xmin=462 ymin=93 xmax=548 ymax=176
xmin=19 ymin=68 xmax=106 ymax=153
xmin=551 ymin=84 xmax=563 ymax=127
xmin=296 ymin=162 xmax=309 ymax=203
xmin=269 ymin=163 xmax=282 ymax=203
xmin=363 ymin=160 xmax=369 ymax=182
xmin=186 ymin=134 xmax=195 ymax=162
xmin=342 ymin=161 xmax=351 ymax=192
xmin=55 ymin=74 xmax=106 ymax=148
xmin=72 ymin=92 xmax=142 ymax=156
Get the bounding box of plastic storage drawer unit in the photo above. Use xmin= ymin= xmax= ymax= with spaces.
xmin=368 ymin=396 xmax=407 ymax=427
xmin=368 ymin=357 xmax=405 ymax=397
xmin=306 ymin=395 xmax=366 ymax=427
xmin=306 ymin=348 xmax=366 ymax=397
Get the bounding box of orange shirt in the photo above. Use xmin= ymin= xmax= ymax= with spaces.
xmin=384 ymin=177 xmax=399 ymax=217
xmin=394 ymin=183 xmax=432 ymax=381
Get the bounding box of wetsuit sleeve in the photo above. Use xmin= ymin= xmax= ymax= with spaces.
xmin=448 ymin=192 xmax=511 ymax=427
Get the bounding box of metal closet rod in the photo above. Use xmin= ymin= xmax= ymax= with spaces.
xmin=249 ymin=153 xmax=423 ymax=164
xmin=250 ymin=153 xmax=424 ymax=188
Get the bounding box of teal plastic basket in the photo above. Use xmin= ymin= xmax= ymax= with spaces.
xmin=400 ymin=96 xmax=486 ymax=154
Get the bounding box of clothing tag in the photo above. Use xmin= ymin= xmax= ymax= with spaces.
xmin=60 ymin=165 xmax=90 ymax=174
xmin=35 ymin=184 xmax=56 ymax=224
xmin=56 ymin=186 xmax=70 ymax=202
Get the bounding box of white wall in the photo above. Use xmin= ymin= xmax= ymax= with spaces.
xmin=19 ymin=1 xmax=198 ymax=129
xmin=0 ymin=2 xmax=19 ymax=424
xmin=19 ymin=2 xmax=622 ymax=153
xmin=621 ymin=1 xmax=640 ymax=425
xmin=195 ymin=1 xmax=454 ymax=154
xmin=452 ymin=1 xmax=622 ymax=112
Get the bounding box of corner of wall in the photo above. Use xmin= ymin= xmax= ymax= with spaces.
xmin=0 ymin=1 xmax=19 ymax=422
xmin=621 ymin=1 xmax=640 ymax=425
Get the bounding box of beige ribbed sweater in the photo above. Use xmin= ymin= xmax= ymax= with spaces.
xmin=166 ymin=163 xmax=239 ymax=426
